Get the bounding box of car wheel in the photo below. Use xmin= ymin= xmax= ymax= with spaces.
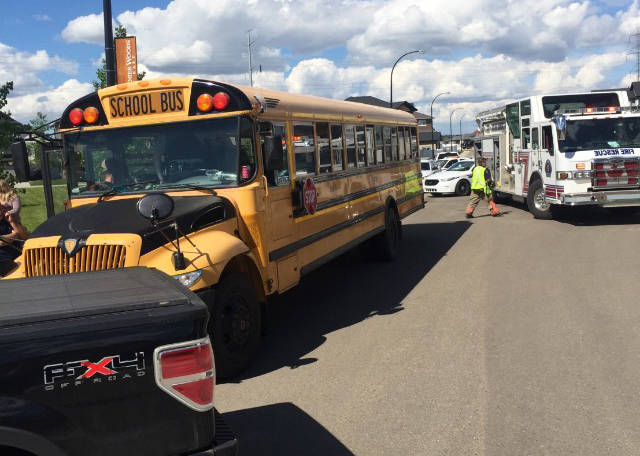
xmin=455 ymin=180 xmax=470 ymax=196
xmin=208 ymin=273 xmax=262 ymax=379
xmin=526 ymin=179 xmax=552 ymax=219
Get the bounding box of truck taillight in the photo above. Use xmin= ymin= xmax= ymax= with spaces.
xmin=154 ymin=337 xmax=215 ymax=411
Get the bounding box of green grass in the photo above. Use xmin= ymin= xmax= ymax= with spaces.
xmin=20 ymin=187 xmax=68 ymax=233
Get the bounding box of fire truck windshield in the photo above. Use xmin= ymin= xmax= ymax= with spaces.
xmin=559 ymin=117 xmax=640 ymax=153
xmin=65 ymin=116 xmax=256 ymax=196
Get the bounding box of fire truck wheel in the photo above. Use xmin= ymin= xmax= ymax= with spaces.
xmin=209 ymin=273 xmax=262 ymax=379
xmin=374 ymin=207 xmax=400 ymax=261
xmin=526 ymin=179 xmax=552 ymax=219
xmin=455 ymin=180 xmax=471 ymax=196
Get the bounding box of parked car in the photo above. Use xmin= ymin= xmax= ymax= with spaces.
xmin=434 ymin=151 xmax=459 ymax=161
xmin=0 ymin=267 xmax=238 ymax=456
xmin=423 ymin=160 xmax=475 ymax=195
xmin=420 ymin=159 xmax=437 ymax=178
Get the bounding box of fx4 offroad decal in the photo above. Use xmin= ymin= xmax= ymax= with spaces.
xmin=43 ymin=352 xmax=145 ymax=391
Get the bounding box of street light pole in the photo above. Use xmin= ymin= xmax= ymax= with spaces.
xmin=103 ymin=0 xmax=116 ymax=87
xmin=459 ymin=113 xmax=465 ymax=149
xmin=430 ymin=91 xmax=449 ymax=150
xmin=449 ymin=108 xmax=462 ymax=150
xmin=390 ymin=49 xmax=424 ymax=108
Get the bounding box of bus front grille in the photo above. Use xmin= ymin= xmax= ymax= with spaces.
xmin=24 ymin=244 xmax=127 ymax=277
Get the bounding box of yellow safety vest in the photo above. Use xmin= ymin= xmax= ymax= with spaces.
xmin=471 ymin=165 xmax=490 ymax=194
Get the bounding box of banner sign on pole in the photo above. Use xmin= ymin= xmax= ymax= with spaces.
xmin=115 ymin=37 xmax=138 ymax=84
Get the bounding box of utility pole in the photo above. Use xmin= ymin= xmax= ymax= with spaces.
xmin=103 ymin=0 xmax=116 ymax=87
xmin=247 ymin=29 xmax=256 ymax=87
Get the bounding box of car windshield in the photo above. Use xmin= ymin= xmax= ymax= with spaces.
xmin=559 ymin=117 xmax=640 ymax=152
xmin=448 ymin=161 xmax=474 ymax=171
xmin=65 ymin=117 xmax=256 ymax=196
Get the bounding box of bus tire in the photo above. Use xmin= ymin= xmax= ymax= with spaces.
xmin=208 ymin=273 xmax=261 ymax=379
xmin=526 ymin=179 xmax=552 ymax=219
xmin=374 ymin=207 xmax=400 ymax=261
xmin=455 ymin=180 xmax=470 ymax=196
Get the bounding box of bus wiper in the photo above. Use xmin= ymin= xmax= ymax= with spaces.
xmin=154 ymin=183 xmax=217 ymax=195
xmin=97 ymin=180 xmax=160 ymax=202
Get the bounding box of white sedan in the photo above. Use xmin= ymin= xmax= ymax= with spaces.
xmin=423 ymin=160 xmax=475 ymax=195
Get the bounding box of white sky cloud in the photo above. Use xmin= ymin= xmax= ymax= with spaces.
xmin=6 ymin=79 xmax=93 ymax=122
xmin=9 ymin=0 xmax=640 ymax=128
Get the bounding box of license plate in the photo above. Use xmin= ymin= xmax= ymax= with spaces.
xmin=108 ymin=89 xmax=185 ymax=119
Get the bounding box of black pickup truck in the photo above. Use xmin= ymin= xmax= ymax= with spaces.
xmin=0 ymin=267 xmax=238 ymax=456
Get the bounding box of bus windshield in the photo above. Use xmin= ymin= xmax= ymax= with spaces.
xmin=559 ymin=117 xmax=640 ymax=153
xmin=65 ymin=116 xmax=256 ymax=196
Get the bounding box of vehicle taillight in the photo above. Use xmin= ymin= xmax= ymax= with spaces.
xmin=585 ymin=107 xmax=594 ymax=113
xmin=212 ymin=92 xmax=230 ymax=110
xmin=69 ymin=108 xmax=84 ymax=125
xmin=83 ymin=106 xmax=99 ymax=124
xmin=154 ymin=337 xmax=215 ymax=411
xmin=608 ymin=106 xmax=617 ymax=112
xmin=196 ymin=93 xmax=214 ymax=112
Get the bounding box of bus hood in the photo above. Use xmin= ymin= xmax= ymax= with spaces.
xmin=30 ymin=195 xmax=236 ymax=255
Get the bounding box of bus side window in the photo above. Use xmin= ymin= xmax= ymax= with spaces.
xmin=410 ymin=127 xmax=418 ymax=158
xmin=397 ymin=127 xmax=405 ymax=160
xmin=292 ymin=122 xmax=316 ymax=176
xmin=532 ymin=127 xmax=539 ymax=151
xmin=374 ymin=125 xmax=383 ymax=163
xmin=542 ymin=126 xmax=554 ymax=156
xmin=356 ymin=125 xmax=366 ymax=167
xmin=365 ymin=125 xmax=375 ymax=165
xmin=317 ymin=122 xmax=331 ymax=173
xmin=383 ymin=126 xmax=392 ymax=162
xmin=261 ymin=122 xmax=289 ymax=186
xmin=391 ymin=127 xmax=398 ymax=161
xmin=330 ymin=124 xmax=344 ymax=171
xmin=345 ymin=125 xmax=356 ymax=168
xmin=404 ymin=127 xmax=411 ymax=159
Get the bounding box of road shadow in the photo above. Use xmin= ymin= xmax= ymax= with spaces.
xmin=223 ymin=402 xmax=353 ymax=456
xmin=493 ymin=196 xmax=640 ymax=226
xmin=230 ymin=221 xmax=471 ymax=381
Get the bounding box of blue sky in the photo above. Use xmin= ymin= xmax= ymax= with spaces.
xmin=1 ymin=0 xmax=639 ymax=133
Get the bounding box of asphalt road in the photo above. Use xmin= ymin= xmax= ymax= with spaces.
xmin=216 ymin=195 xmax=640 ymax=455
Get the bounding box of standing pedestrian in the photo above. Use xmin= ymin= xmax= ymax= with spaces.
xmin=465 ymin=157 xmax=500 ymax=218
xmin=0 ymin=179 xmax=21 ymax=222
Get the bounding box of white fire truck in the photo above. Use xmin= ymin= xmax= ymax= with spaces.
xmin=475 ymin=83 xmax=640 ymax=218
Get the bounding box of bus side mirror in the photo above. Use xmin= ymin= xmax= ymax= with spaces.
xmin=137 ymin=192 xmax=174 ymax=222
xmin=10 ymin=141 xmax=30 ymax=182
xmin=264 ymin=135 xmax=284 ymax=170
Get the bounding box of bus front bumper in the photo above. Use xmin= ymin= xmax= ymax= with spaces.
xmin=560 ymin=189 xmax=640 ymax=207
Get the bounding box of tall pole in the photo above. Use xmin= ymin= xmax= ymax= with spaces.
xmin=430 ymin=91 xmax=449 ymax=149
xmin=103 ymin=0 xmax=116 ymax=87
xmin=449 ymin=108 xmax=461 ymax=151
xmin=390 ymin=49 xmax=424 ymax=108
xmin=459 ymin=113 xmax=465 ymax=148
xmin=247 ymin=29 xmax=256 ymax=87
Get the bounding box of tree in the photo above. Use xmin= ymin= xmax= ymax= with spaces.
xmin=92 ymin=26 xmax=146 ymax=90
xmin=0 ymin=81 xmax=21 ymax=182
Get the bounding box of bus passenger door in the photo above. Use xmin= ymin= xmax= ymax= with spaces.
xmin=259 ymin=122 xmax=297 ymax=291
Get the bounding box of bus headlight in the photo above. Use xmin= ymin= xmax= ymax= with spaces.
xmin=173 ymin=270 xmax=203 ymax=288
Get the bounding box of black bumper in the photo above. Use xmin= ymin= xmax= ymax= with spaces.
xmin=189 ymin=410 xmax=238 ymax=456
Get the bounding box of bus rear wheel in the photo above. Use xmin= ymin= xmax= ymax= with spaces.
xmin=208 ymin=273 xmax=261 ymax=379
xmin=374 ymin=207 xmax=400 ymax=261
xmin=526 ymin=179 xmax=552 ymax=219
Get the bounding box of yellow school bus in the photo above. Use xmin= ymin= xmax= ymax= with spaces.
xmin=7 ymin=78 xmax=423 ymax=377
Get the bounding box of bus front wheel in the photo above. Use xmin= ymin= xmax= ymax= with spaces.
xmin=208 ymin=273 xmax=261 ymax=379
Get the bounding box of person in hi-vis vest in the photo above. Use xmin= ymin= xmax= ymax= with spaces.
xmin=465 ymin=157 xmax=500 ymax=218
